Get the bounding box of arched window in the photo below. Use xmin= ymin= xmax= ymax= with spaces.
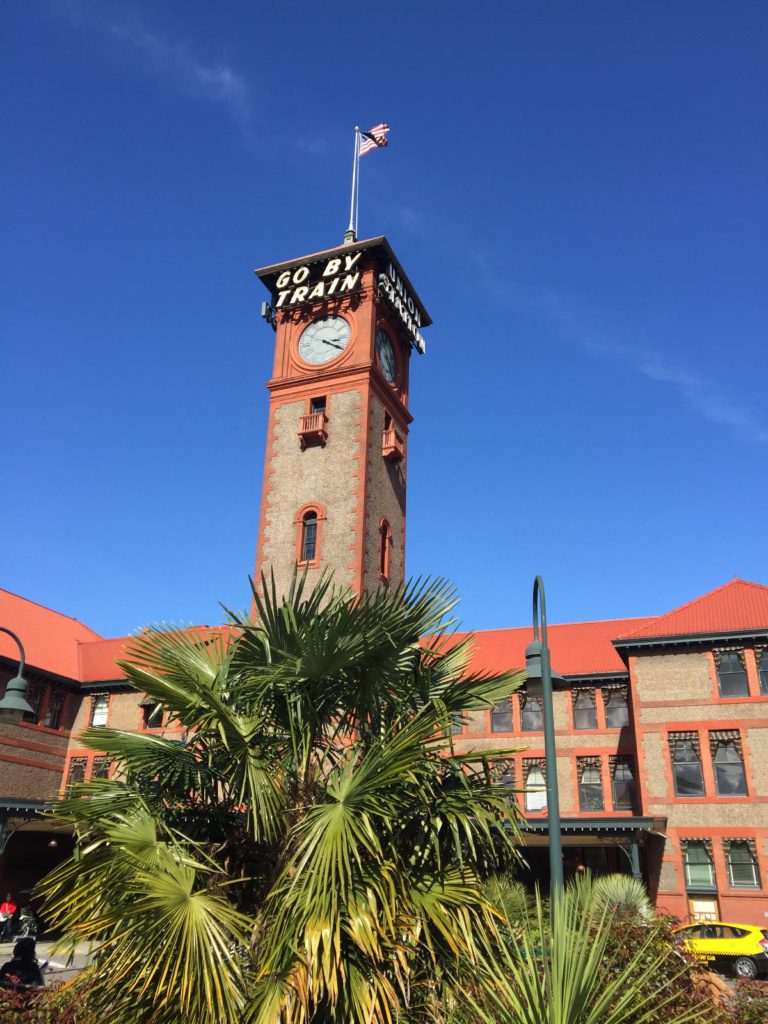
xmin=301 ymin=511 xmax=318 ymax=563
xmin=378 ymin=519 xmax=392 ymax=581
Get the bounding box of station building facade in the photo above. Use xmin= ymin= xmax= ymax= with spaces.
xmin=1 ymin=234 xmax=767 ymax=927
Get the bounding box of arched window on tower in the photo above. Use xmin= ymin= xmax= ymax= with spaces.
xmin=378 ymin=519 xmax=392 ymax=582
xmin=301 ymin=511 xmax=318 ymax=564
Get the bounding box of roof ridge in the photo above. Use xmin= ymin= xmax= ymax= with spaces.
xmin=455 ymin=615 xmax=657 ymax=637
xmin=617 ymin=578 xmax=768 ymax=639
xmin=0 ymin=588 xmax=103 ymax=639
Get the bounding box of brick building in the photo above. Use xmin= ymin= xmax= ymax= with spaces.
xmin=2 ymin=235 xmax=767 ymax=926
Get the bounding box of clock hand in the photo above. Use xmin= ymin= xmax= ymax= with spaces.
xmin=320 ymin=339 xmax=344 ymax=350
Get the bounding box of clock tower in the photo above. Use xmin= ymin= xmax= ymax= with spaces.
xmin=253 ymin=236 xmax=430 ymax=597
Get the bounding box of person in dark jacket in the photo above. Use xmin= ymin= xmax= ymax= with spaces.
xmin=0 ymin=937 xmax=44 ymax=990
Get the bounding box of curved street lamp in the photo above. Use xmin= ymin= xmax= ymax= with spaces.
xmin=0 ymin=627 xmax=34 ymax=724
xmin=524 ymin=576 xmax=567 ymax=897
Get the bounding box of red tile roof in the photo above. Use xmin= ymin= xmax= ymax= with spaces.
xmin=0 ymin=589 xmax=102 ymax=680
xmin=617 ymin=579 xmax=768 ymax=641
xmin=458 ymin=617 xmax=655 ymax=678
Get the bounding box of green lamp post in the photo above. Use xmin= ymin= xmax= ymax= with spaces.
xmin=524 ymin=576 xmax=567 ymax=897
xmin=0 ymin=628 xmax=34 ymax=725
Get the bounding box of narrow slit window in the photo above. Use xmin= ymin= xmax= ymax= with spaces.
xmin=379 ymin=520 xmax=392 ymax=581
xmin=301 ymin=511 xmax=318 ymax=563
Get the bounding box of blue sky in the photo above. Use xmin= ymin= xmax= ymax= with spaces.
xmin=3 ymin=1 xmax=767 ymax=639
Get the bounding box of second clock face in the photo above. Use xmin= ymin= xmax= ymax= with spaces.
xmin=376 ymin=328 xmax=397 ymax=384
xmin=298 ymin=316 xmax=351 ymax=365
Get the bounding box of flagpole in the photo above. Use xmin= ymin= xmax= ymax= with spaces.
xmin=344 ymin=127 xmax=360 ymax=243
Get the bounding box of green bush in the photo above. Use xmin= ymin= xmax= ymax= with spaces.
xmin=731 ymin=979 xmax=768 ymax=1024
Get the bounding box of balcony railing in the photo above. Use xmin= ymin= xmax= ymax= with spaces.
xmin=298 ymin=412 xmax=328 ymax=449
xmin=382 ymin=427 xmax=405 ymax=462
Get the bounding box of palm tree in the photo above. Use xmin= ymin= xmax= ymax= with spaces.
xmin=40 ymin=574 xmax=526 ymax=1024
xmin=453 ymin=872 xmax=720 ymax=1024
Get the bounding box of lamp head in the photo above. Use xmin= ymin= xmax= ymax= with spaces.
xmin=524 ymin=640 xmax=567 ymax=697
xmin=0 ymin=672 xmax=34 ymax=725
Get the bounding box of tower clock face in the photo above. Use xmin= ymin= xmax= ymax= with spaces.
xmin=298 ymin=316 xmax=351 ymax=365
xmin=376 ymin=328 xmax=397 ymax=384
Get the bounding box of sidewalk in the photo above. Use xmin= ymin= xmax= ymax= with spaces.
xmin=0 ymin=939 xmax=93 ymax=987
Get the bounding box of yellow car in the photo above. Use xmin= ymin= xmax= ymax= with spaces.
xmin=673 ymin=921 xmax=768 ymax=979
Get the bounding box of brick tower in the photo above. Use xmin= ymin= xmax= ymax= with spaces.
xmin=253 ymin=237 xmax=431 ymax=597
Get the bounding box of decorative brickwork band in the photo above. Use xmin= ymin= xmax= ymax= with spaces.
xmin=523 ymin=757 xmax=546 ymax=778
xmin=722 ymin=837 xmax=757 ymax=856
xmin=680 ymin=837 xmax=713 ymax=859
xmin=609 ymin=754 xmax=635 ymax=778
xmin=572 ymin=688 xmax=596 ymax=706
xmin=668 ymin=731 xmax=701 ymax=758
xmin=602 ymin=683 xmax=628 ymax=695
xmin=577 ymin=755 xmax=602 ymax=781
xmin=712 ymin=646 xmax=746 ymax=670
xmin=709 ymin=729 xmax=743 ymax=758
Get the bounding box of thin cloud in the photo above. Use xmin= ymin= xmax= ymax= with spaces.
xmin=61 ymin=3 xmax=250 ymax=128
xmin=469 ymin=249 xmax=768 ymax=445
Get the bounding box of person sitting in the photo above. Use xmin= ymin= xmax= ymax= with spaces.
xmin=0 ymin=894 xmax=17 ymax=942
xmin=0 ymin=937 xmax=44 ymax=990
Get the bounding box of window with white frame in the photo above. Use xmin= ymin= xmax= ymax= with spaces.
xmin=682 ymin=840 xmax=715 ymax=889
xmin=724 ymin=839 xmax=760 ymax=889
xmin=89 ymin=694 xmax=109 ymax=727
xmin=524 ymin=759 xmax=547 ymax=812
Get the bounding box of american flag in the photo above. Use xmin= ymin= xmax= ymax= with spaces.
xmin=359 ymin=123 xmax=390 ymax=157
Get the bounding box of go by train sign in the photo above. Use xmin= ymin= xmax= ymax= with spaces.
xmin=258 ymin=239 xmax=429 ymax=355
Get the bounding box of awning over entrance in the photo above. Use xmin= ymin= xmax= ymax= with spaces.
xmin=520 ymin=817 xmax=667 ymax=883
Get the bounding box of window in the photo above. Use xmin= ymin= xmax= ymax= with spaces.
xmin=89 ymin=694 xmax=109 ymax=727
xmin=44 ymin=690 xmax=65 ymax=730
xmin=378 ymin=519 xmax=392 ymax=581
xmin=604 ymin=687 xmax=630 ymax=728
xmin=91 ymin=756 xmax=111 ymax=780
xmin=578 ymin=758 xmax=604 ymax=812
xmin=724 ymin=840 xmax=760 ymax=889
xmin=491 ymin=698 xmax=512 ymax=733
xmin=521 ymin=694 xmax=543 ymax=731
xmin=669 ymin=733 xmax=705 ymax=797
xmin=757 ymin=649 xmax=768 ymax=696
xmin=711 ymin=733 xmax=747 ymax=796
xmin=524 ymin=761 xmax=547 ymax=812
xmin=66 ymin=756 xmax=87 ymax=790
xmin=300 ymin=511 xmax=318 ymax=563
xmin=447 ymin=712 xmax=463 ymax=736
xmin=142 ymin=702 xmax=164 ymax=730
xmin=572 ymin=690 xmax=597 ymax=730
xmin=610 ymin=757 xmax=637 ymax=812
xmin=683 ymin=841 xmax=715 ymax=889
xmin=716 ymin=650 xmax=748 ymax=697
xmin=493 ymin=759 xmax=516 ymax=789
xmin=309 ymin=395 xmax=326 ymax=415
xmin=22 ymin=683 xmax=44 ymax=724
